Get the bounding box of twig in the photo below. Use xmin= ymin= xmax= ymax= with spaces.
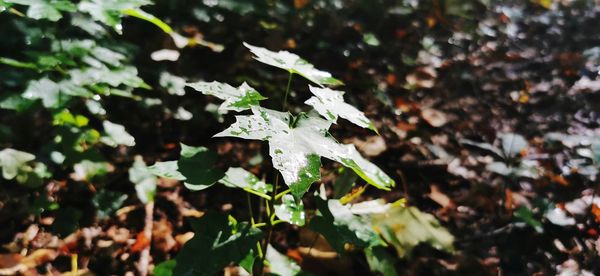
xmin=137 ymin=201 xmax=154 ymax=276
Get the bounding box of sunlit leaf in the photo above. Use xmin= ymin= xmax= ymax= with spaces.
xmin=6 ymin=0 xmax=75 ymax=21
xmin=266 ymin=245 xmax=303 ymax=276
xmin=22 ymin=78 xmax=61 ymax=108
xmin=243 ymin=42 xmax=343 ymax=87
xmin=100 ymin=121 xmax=135 ymax=147
xmin=69 ymin=66 xmax=147 ymax=89
xmin=309 ymin=198 xmax=383 ymax=253
xmin=186 ymin=81 xmax=267 ymax=113
xmin=78 ymin=0 xmax=150 ymax=32
xmin=129 ymin=156 xmax=157 ymax=204
xmin=148 ymin=161 xmax=185 ymax=180
xmin=216 ymin=107 xmax=394 ymax=198
xmin=173 ymin=213 xmax=262 ymax=276
xmin=274 ymin=194 xmax=305 ymax=226
xmin=219 ymin=167 xmax=272 ymax=197
xmin=160 ymin=72 xmax=186 ymax=95
xmin=305 ymin=85 xmax=377 ymax=132
xmin=71 ymin=160 xmax=110 ymax=181
xmin=371 ymin=206 xmax=454 ymax=257
xmin=0 ymin=148 xmax=35 ymax=180
xmin=148 ymin=144 xmax=225 ymax=191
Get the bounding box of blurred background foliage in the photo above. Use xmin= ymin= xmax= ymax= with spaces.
xmin=1 ymin=0 xmax=600 ymax=275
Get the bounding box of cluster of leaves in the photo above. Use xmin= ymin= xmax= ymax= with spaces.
xmin=0 ymin=0 xmax=194 ymax=237
xmin=147 ymin=43 xmax=455 ymax=275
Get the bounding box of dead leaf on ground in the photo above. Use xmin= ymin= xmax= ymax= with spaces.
xmin=349 ymin=136 xmax=387 ymax=157
xmin=0 ymin=249 xmax=58 ymax=275
xmin=131 ymin=232 xmax=150 ymax=253
xmin=405 ymin=66 xmax=437 ymax=89
xmin=421 ymin=108 xmax=448 ymax=127
xmin=428 ymin=185 xmax=454 ymax=209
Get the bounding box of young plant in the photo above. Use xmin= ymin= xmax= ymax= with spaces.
xmin=149 ymin=43 xmax=398 ymax=275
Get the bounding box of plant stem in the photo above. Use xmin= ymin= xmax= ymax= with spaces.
xmin=247 ymin=193 xmax=255 ymax=226
xmin=283 ymin=72 xmax=293 ymax=110
xmin=257 ymin=174 xmax=280 ymax=275
xmin=274 ymin=189 xmax=290 ymax=200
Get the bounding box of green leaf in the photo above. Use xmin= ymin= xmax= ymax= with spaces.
xmin=266 ymin=245 xmax=303 ymax=276
xmin=22 ymin=78 xmax=62 ymax=108
xmin=148 ymin=144 xmax=225 ymax=191
xmin=371 ymin=206 xmax=455 ymax=258
xmin=92 ymin=189 xmax=127 ymax=219
xmin=78 ymin=0 xmax=151 ymax=32
xmin=0 ymin=148 xmax=35 ymax=180
xmin=514 ymin=206 xmax=543 ymax=233
xmin=274 ymin=194 xmax=305 ymax=226
xmin=5 ymin=0 xmax=75 ymax=21
xmin=0 ymin=94 xmax=36 ymax=111
xmin=215 ymin=107 xmax=394 ymax=198
xmin=69 ymin=66 xmax=146 ymax=89
xmin=100 ymin=120 xmax=136 ymax=147
xmin=305 ymin=85 xmax=377 ymax=132
xmin=153 ymin=260 xmax=176 ymax=276
xmin=365 ymin=247 xmax=398 ymax=276
xmin=362 ymin=33 xmax=381 ymax=47
xmin=71 ymin=160 xmax=110 ymax=181
xmin=90 ymin=46 xmax=126 ymax=67
xmin=173 ymin=213 xmax=262 ymax=276
xmin=178 ymin=144 xmax=225 ymax=190
xmin=309 ymin=198 xmax=383 ymax=253
xmin=243 ymin=42 xmax=343 ymax=87
xmin=29 ymin=195 xmax=59 ymax=215
xmin=148 ymin=161 xmax=185 ymax=180
xmin=186 ymin=81 xmax=267 ymax=113
xmin=333 ymin=168 xmax=357 ymax=199
xmin=219 ymin=167 xmax=272 ymax=198
xmin=129 ymin=156 xmax=157 ymax=204
xmin=0 ymin=57 xmax=38 ymax=70
xmin=17 ymin=162 xmax=50 ymax=188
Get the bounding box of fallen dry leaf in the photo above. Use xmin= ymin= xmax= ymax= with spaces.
xmin=131 ymin=232 xmax=151 ymax=253
xmin=421 ymin=108 xmax=448 ymax=127
xmin=428 ymin=185 xmax=453 ymax=209
xmin=0 ymin=249 xmax=58 ymax=275
xmin=350 ymin=136 xmax=387 ymax=157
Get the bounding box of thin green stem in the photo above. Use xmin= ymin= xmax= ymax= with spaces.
xmin=283 ymin=72 xmax=293 ymax=110
xmin=247 ymin=193 xmax=255 ymax=226
xmin=274 ymin=189 xmax=290 ymax=200
xmin=271 ymin=219 xmax=285 ymax=226
xmin=243 ymin=188 xmax=272 ymax=200
xmin=252 ymin=222 xmax=267 ymax=228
